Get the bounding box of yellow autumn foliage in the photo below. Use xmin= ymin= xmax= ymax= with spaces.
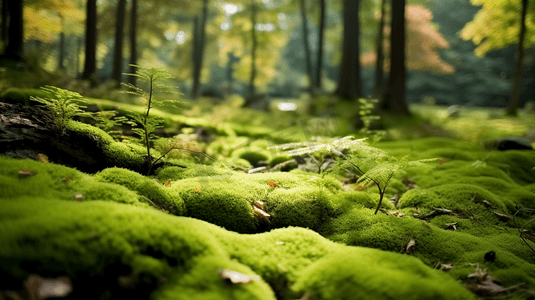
xmin=461 ymin=0 xmax=535 ymax=57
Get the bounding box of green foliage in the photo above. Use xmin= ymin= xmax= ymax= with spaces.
xmin=91 ymin=110 xmax=128 ymax=139
xmin=461 ymin=0 xmax=535 ymax=57
xmin=122 ymin=65 xmax=180 ymax=174
xmin=273 ymin=136 xmax=437 ymax=214
xmin=30 ymin=86 xmax=87 ymax=134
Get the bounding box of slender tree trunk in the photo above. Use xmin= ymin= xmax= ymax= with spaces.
xmin=314 ymin=0 xmax=326 ymax=91
xmin=300 ymin=0 xmax=313 ymax=92
xmin=58 ymin=16 xmax=66 ymax=70
xmin=507 ymin=0 xmax=529 ymax=116
xmin=249 ymin=0 xmax=258 ymax=98
xmin=82 ymin=0 xmax=97 ymax=81
xmin=191 ymin=0 xmax=208 ymax=99
xmin=335 ymin=0 xmax=361 ymax=99
xmin=1 ymin=0 xmax=8 ymax=46
xmin=383 ymin=0 xmax=410 ymax=115
xmin=3 ymin=0 xmax=23 ymax=60
xmin=373 ymin=0 xmax=386 ymax=100
xmin=128 ymin=0 xmax=137 ymax=85
xmin=111 ymin=0 xmax=126 ymax=86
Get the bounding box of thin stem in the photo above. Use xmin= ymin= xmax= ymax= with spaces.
xmin=144 ymin=76 xmax=153 ymax=174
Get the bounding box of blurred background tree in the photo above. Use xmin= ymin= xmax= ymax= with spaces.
xmin=1 ymin=0 xmax=534 ymax=113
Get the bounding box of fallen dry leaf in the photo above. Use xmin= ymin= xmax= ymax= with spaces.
xmin=254 ymin=201 xmax=265 ymax=210
xmin=436 ymin=263 xmax=454 ymax=271
xmin=217 ymin=269 xmax=260 ymax=284
xmin=403 ymin=238 xmax=416 ymax=254
xmin=73 ymin=193 xmax=84 ymax=201
xmin=164 ymin=179 xmax=172 ymax=187
xmin=267 ymin=181 xmax=279 ymax=187
xmin=18 ymin=169 xmax=35 ymax=178
xmin=445 ymin=222 xmax=458 ymax=230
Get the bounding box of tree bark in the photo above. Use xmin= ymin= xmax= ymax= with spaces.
xmin=248 ymin=0 xmax=258 ymax=98
xmin=1 ymin=0 xmax=8 ymax=46
xmin=507 ymin=0 xmax=529 ymax=116
xmin=383 ymin=0 xmax=410 ymax=115
xmin=111 ymin=0 xmax=126 ymax=87
xmin=373 ymin=0 xmax=386 ymax=100
xmin=300 ymin=0 xmax=313 ymax=92
xmin=314 ymin=0 xmax=326 ymax=91
xmin=191 ymin=0 xmax=208 ymax=99
xmin=81 ymin=0 xmax=97 ymax=81
xmin=128 ymin=0 xmax=138 ymax=85
xmin=58 ymin=16 xmax=66 ymax=70
xmin=335 ymin=0 xmax=361 ymax=99
xmin=3 ymin=0 xmax=23 ymax=61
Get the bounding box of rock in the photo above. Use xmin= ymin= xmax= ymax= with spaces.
xmin=481 ymin=137 xmax=534 ymax=151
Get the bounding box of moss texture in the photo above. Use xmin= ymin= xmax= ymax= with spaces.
xmin=1 ymin=135 xmax=535 ymax=299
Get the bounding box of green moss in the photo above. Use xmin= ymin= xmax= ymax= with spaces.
xmin=292 ymin=247 xmax=475 ymax=300
xmin=96 ymin=167 xmax=186 ymax=215
xmin=2 ymin=87 xmax=54 ymax=105
xmin=0 ymin=156 xmax=143 ymax=206
xmin=267 ymin=188 xmax=334 ymax=231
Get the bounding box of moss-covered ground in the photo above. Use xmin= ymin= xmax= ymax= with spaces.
xmin=1 ymin=92 xmax=535 ymax=299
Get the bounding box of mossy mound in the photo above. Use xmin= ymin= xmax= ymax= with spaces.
xmin=0 ymin=156 xmax=144 ymax=206
xmin=95 ymin=167 xmax=186 ymax=215
xmin=169 ymin=171 xmax=341 ymax=233
xmin=0 ymin=196 xmax=474 ymax=300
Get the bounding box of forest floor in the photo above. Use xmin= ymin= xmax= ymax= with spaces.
xmin=1 ymin=92 xmax=535 ymax=300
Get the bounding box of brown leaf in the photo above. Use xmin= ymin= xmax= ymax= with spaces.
xmin=18 ymin=169 xmax=35 ymax=178
xmin=217 ymin=269 xmax=260 ymax=284
xmin=25 ymin=274 xmax=72 ymax=299
xmin=73 ymin=193 xmax=84 ymax=201
xmin=267 ymin=181 xmax=279 ymax=187
xmin=164 ymin=179 xmax=172 ymax=187
xmin=438 ymin=157 xmax=451 ymax=165
xmin=254 ymin=200 xmax=265 ymax=210
xmin=36 ymin=154 xmax=49 ymax=163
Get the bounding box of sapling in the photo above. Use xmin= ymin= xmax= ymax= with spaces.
xmin=30 ymin=86 xmax=87 ymax=134
xmin=121 ymin=65 xmax=222 ymax=174
xmin=121 ymin=65 xmax=180 ymax=174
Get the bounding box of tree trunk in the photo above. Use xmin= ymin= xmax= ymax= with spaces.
xmin=507 ymin=0 xmax=529 ymax=116
xmin=314 ymin=0 xmax=326 ymax=91
xmin=1 ymin=0 xmax=8 ymax=46
xmin=3 ymin=0 xmax=23 ymax=61
xmin=335 ymin=0 xmax=361 ymax=99
xmin=191 ymin=0 xmax=208 ymax=99
xmin=248 ymin=0 xmax=258 ymax=98
xmin=373 ymin=0 xmax=386 ymax=100
xmin=58 ymin=16 xmax=66 ymax=70
xmin=128 ymin=0 xmax=138 ymax=85
xmin=300 ymin=0 xmax=313 ymax=92
xmin=81 ymin=0 xmax=97 ymax=81
xmin=111 ymin=0 xmax=126 ymax=87
xmin=382 ymin=0 xmax=410 ymax=115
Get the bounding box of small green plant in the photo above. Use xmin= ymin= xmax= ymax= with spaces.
xmin=121 ymin=65 xmax=181 ymax=174
xmin=30 ymin=86 xmax=87 ymax=134
xmin=91 ymin=110 xmax=128 ymax=140
xmin=272 ymin=136 xmax=437 ymax=215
